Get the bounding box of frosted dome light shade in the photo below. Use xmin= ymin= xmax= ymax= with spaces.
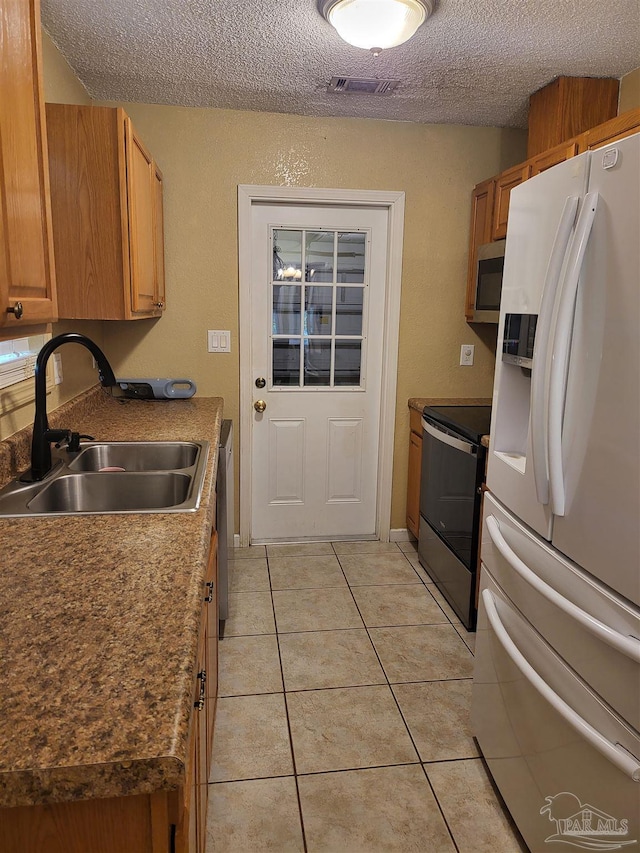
xmin=324 ymin=0 xmax=432 ymax=51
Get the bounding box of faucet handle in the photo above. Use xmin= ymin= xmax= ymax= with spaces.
xmin=43 ymin=429 xmax=94 ymax=452
xmin=44 ymin=429 xmax=72 ymax=448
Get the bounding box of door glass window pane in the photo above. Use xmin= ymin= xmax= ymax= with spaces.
xmin=305 ymin=231 xmax=334 ymax=282
xmin=304 ymin=339 xmax=331 ymax=386
xmin=335 ymin=287 xmax=363 ymax=335
xmin=305 ymin=286 xmax=333 ymax=336
xmin=273 ymin=285 xmax=301 ymax=335
xmin=273 ymin=339 xmax=300 ymax=386
xmin=334 ymin=340 xmax=362 ymax=386
xmin=337 ymin=232 xmax=365 ymax=283
xmin=273 ymin=230 xmax=302 ymax=281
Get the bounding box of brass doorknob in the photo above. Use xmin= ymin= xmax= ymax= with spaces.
xmin=254 ymin=400 xmax=267 ymax=413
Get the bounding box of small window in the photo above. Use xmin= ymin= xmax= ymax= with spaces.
xmin=0 ymin=334 xmax=50 ymax=390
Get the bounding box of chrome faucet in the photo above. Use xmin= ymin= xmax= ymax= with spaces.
xmin=24 ymin=333 xmax=117 ymax=482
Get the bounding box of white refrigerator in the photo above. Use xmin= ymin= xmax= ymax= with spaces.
xmin=472 ymin=132 xmax=640 ymax=852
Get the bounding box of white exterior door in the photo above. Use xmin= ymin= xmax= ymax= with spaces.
xmin=248 ymin=201 xmax=389 ymax=542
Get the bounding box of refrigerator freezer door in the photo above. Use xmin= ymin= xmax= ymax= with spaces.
xmin=482 ymin=492 xmax=640 ymax=726
xmin=472 ymin=569 xmax=640 ymax=852
xmin=552 ymin=133 xmax=640 ymax=607
xmin=487 ymin=154 xmax=589 ymax=541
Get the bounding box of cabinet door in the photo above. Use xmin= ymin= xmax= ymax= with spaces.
xmin=530 ymin=139 xmax=579 ymax=176
xmin=465 ymin=178 xmax=495 ymax=322
xmin=196 ymin=624 xmax=209 ymax=853
xmin=576 ymin=108 xmax=640 ymax=152
xmin=406 ymin=410 xmax=423 ymax=539
xmin=125 ymin=119 xmax=159 ymax=315
xmin=492 ymin=164 xmax=531 ymax=241
xmin=154 ymin=165 xmax=166 ymax=310
xmin=0 ymin=0 xmax=57 ymax=332
xmin=205 ymin=531 xmax=218 ymax=781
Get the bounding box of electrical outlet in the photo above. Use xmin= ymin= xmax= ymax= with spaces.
xmin=460 ymin=344 xmax=475 ymax=366
xmin=53 ymin=353 xmax=63 ymax=385
xmin=208 ymin=330 xmax=231 ymax=353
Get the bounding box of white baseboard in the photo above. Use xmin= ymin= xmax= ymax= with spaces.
xmin=389 ymin=528 xmax=415 ymax=542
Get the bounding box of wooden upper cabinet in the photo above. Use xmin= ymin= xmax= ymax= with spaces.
xmin=465 ymin=178 xmax=495 ymax=322
xmin=492 ymin=163 xmax=531 ymax=241
xmin=527 ymin=76 xmax=619 ymax=158
xmin=0 ymin=0 xmax=57 ymax=334
xmin=530 ymin=139 xmax=580 ymax=176
xmin=577 ymin=108 xmax=640 ymax=152
xmin=45 ymin=104 xmax=165 ymax=320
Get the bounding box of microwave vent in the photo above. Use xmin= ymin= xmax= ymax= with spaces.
xmin=328 ymin=76 xmax=400 ymax=95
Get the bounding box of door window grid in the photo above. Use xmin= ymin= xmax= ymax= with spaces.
xmin=271 ymin=229 xmax=367 ymax=389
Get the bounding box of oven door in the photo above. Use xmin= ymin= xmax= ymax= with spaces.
xmin=419 ymin=417 xmax=482 ymax=570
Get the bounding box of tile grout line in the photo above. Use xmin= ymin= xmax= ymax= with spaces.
xmin=266 ymin=547 xmax=309 ymax=853
xmin=333 ymin=540 xmax=462 ymax=853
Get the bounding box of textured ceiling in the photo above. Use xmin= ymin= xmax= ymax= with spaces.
xmin=41 ymin=0 xmax=640 ymax=128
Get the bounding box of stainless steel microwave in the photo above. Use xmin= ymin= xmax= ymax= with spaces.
xmin=471 ymin=239 xmax=505 ymax=323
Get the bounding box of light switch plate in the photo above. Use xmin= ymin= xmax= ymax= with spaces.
xmin=208 ymin=330 xmax=231 ymax=353
xmin=460 ymin=344 xmax=474 ymax=366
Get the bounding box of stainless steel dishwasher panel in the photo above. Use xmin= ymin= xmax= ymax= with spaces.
xmin=217 ymin=420 xmax=233 ymax=624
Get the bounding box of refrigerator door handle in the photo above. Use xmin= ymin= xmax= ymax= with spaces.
xmin=482 ymin=589 xmax=640 ymax=781
xmin=530 ymin=195 xmax=580 ymax=506
xmin=547 ymin=192 xmax=599 ymax=516
xmin=486 ymin=515 xmax=640 ymax=662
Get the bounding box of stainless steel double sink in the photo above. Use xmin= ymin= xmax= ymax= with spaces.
xmin=0 ymin=441 xmax=210 ymax=517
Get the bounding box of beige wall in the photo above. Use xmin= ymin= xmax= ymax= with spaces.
xmin=0 ymin=33 xmax=102 ymax=440
xmin=101 ymin=102 xmax=525 ymax=529
xmin=33 ymin=33 xmax=528 ymax=530
xmin=619 ymin=67 xmax=640 ymax=112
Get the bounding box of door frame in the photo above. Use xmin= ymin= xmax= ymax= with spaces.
xmin=237 ymin=185 xmax=405 ymax=547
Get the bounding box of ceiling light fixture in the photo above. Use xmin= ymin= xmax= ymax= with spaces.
xmin=321 ymin=0 xmax=433 ymax=56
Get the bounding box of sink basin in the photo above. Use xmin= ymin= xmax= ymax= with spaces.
xmin=28 ymin=472 xmax=192 ymax=513
xmin=0 ymin=440 xmax=209 ymax=516
xmin=69 ymin=442 xmax=200 ymax=472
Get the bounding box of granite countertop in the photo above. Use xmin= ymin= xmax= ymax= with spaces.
xmin=0 ymin=386 xmax=224 ymax=809
xmin=408 ymin=397 xmax=492 ymax=447
xmin=408 ymin=396 xmax=492 ymax=412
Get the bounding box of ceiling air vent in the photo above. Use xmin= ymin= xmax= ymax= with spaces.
xmin=328 ymin=76 xmax=400 ymax=95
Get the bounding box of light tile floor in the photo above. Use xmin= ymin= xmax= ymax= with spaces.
xmin=207 ymin=540 xmax=528 ymax=852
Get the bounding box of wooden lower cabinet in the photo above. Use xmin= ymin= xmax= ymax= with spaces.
xmin=176 ymin=528 xmax=218 ymax=853
xmin=406 ymin=408 xmax=423 ymax=539
xmin=0 ymin=531 xmax=219 ymax=853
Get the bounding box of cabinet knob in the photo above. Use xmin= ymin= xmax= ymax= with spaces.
xmin=7 ymin=302 xmax=23 ymax=320
xmin=153 ymin=301 xmax=164 ymax=309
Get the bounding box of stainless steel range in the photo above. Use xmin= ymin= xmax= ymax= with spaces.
xmin=418 ymin=405 xmax=492 ymax=630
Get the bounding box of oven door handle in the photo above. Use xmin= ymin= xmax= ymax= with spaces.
xmin=422 ymin=419 xmax=477 ymax=455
